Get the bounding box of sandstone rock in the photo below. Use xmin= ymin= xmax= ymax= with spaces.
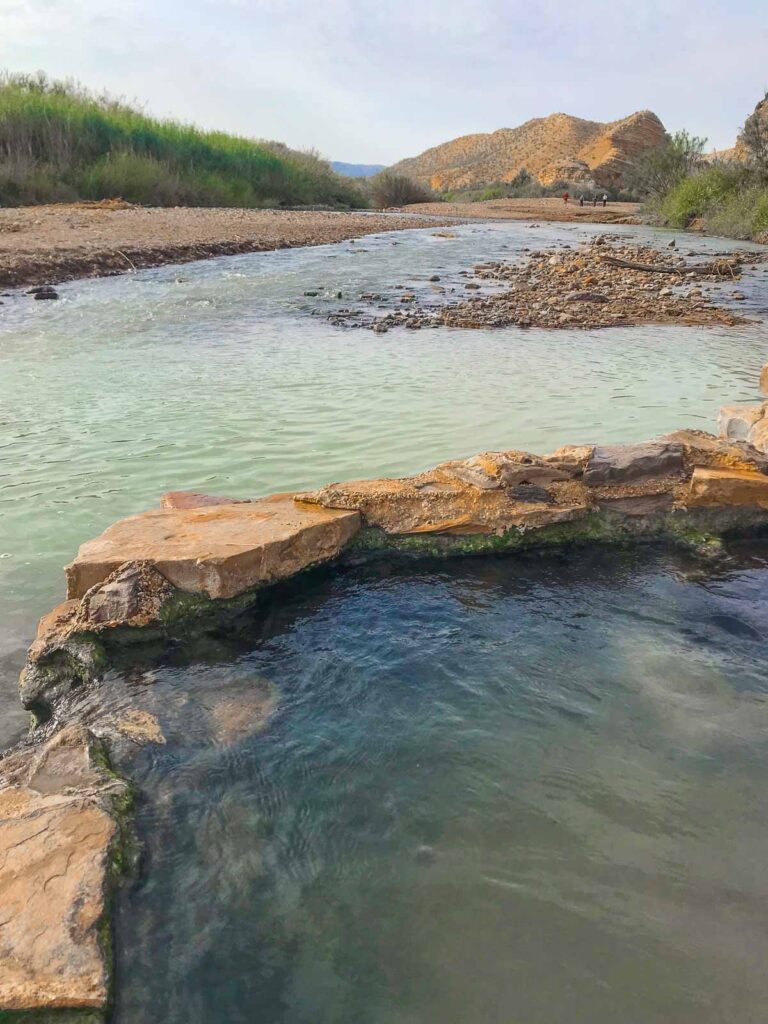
xmin=81 ymin=560 xmax=175 ymax=626
xmin=541 ymin=444 xmax=595 ymax=475
xmin=717 ymin=403 xmax=766 ymax=442
xmin=208 ymin=679 xmax=279 ymax=746
xmin=65 ymin=494 xmax=360 ymax=600
xmin=656 ymin=429 xmax=768 ymax=474
xmin=298 ymin=460 xmax=588 ymax=535
xmin=688 ymin=466 xmax=768 ymax=508
xmin=436 ymin=450 xmax=571 ymax=489
xmin=583 ymin=442 xmax=684 ymax=485
xmin=160 ymin=491 xmax=246 ymax=510
xmin=0 ymin=725 xmax=127 ymax=1013
xmin=598 ymin=492 xmax=674 ymax=516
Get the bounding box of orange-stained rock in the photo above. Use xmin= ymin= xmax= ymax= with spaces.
xmin=0 ymin=724 xmax=126 ymax=1013
xmin=65 ymin=494 xmax=360 ymax=600
xmin=160 ymin=490 xmax=247 ymax=510
xmin=656 ymin=429 xmax=768 ymax=473
xmin=297 ymin=454 xmax=589 ymax=535
xmin=688 ymin=466 xmax=768 ymax=508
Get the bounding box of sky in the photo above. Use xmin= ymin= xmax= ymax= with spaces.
xmin=1 ymin=0 xmax=766 ymax=164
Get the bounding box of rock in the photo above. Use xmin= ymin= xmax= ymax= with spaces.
xmin=656 ymin=429 xmax=768 ymax=473
xmin=160 ymin=490 xmax=247 ymax=510
xmin=759 ymin=364 xmax=768 ymax=398
xmin=33 ymin=287 xmax=59 ymax=300
xmin=0 ymin=725 xmax=127 ymax=1014
xmin=298 ymin=455 xmax=587 ymax=536
xmin=717 ymin=403 xmax=766 ymax=442
xmin=598 ymin=492 xmax=674 ymax=516
xmin=65 ymin=494 xmax=361 ymax=600
xmin=583 ymin=442 xmax=684 ymax=485
xmin=541 ymin=444 xmax=595 ymax=475
xmin=207 ymin=679 xmax=279 ymax=746
xmin=566 ymin=291 xmax=609 ymax=303
xmin=80 ymin=561 xmax=175 ymax=626
xmin=429 ymin=275 xmax=441 ymax=282
xmin=437 ymin=451 xmax=572 ymax=490
xmin=688 ymin=466 xmax=768 ymax=508
xmin=372 ymin=323 xmax=388 ymax=334
xmin=109 ymin=708 xmax=166 ymax=746
xmin=732 ymin=292 xmax=746 ymax=300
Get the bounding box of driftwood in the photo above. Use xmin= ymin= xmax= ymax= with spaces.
xmin=599 ymin=255 xmax=740 ymax=278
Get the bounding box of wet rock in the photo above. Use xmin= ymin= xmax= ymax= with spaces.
xmin=583 ymin=442 xmax=684 ymax=485
xmin=207 ymin=679 xmax=279 ymax=746
xmin=66 ymin=494 xmax=361 ymax=600
xmin=429 ymin=274 xmax=441 ymax=282
xmin=32 ymin=286 xmax=59 ymax=300
xmin=0 ymin=724 xmax=128 ymax=1014
xmin=688 ymin=466 xmax=768 ymax=508
xmin=160 ymin=490 xmax=247 ymax=510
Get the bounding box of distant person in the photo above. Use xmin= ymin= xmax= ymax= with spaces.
xmin=592 ymin=196 xmax=598 ymax=207
xmin=579 ymin=195 xmax=584 ymax=207
xmin=563 ymin=192 xmax=569 ymax=204
xmin=602 ymin=194 xmax=608 ymax=207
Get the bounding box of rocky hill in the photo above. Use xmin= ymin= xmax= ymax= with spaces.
xmin=390 ymin=110 xmax=666 ymax=190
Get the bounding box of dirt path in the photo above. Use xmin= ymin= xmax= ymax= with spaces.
xmin=400 ymin=197 xmax=641 ymax=223
xmin=0 ymin=204 xmax=458 ymax=290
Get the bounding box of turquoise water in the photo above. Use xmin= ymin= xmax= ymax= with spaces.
xmin=109 ymin=546 xmax=768 ymax=1024
xmin=0 ymin=220 xmax=766 ymax=744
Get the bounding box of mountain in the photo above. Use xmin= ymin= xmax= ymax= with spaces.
xmin=389 ymin=111 xmax=666 ymax=190
xmin=331 ymin=161 xmax=385 ymax=178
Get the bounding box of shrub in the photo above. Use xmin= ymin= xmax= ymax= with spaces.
xmin=370 ymin=172 xmax=435 ymax=208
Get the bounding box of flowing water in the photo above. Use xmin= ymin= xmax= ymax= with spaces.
xmin=2 ymin=219 xmax=768 ymax=1019
xmin=109 ymin=545 xmax=768 ymax=1024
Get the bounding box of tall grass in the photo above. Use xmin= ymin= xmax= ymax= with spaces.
xmin=0 ymin=71 xmax=365 ymax=208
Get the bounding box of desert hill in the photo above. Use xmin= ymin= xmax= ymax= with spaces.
xmin=390 ymin=110 xmax=666 ymax=190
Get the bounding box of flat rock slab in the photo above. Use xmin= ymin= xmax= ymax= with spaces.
xmin=583 ymin=442 xmax=684 ymax=485
xmin=66 ymin=494 xmax=360 ymax=600
xmin=688 ymin=466 xmax=768 ymax=507
xmin=0 ymin=725 xmax=123 ymax=1013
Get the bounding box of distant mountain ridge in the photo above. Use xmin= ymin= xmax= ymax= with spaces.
xmin=331 ymin=161 xmax=385 ymax=178
xmin=389 ymin=111 xmax=666 ymax=190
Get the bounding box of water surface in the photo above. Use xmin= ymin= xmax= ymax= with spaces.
xmin=1 ymin=219 xmax=765 ymax=744
xmin=111 ymin=545 xmax=768 ymax=1024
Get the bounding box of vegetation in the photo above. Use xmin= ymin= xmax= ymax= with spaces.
xmin=369 ymin=171 xmax=435 ymax=207
xmin=443 ymin=169 xmax=630 ymax=204
xmin=0 ymin=71 xmax=366 ymax=208
xmin=632 ymin=114 xmax=768 ymax=241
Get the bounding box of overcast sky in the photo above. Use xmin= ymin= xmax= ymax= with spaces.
xmin=1 ymin=0 xmax=766 ymax=164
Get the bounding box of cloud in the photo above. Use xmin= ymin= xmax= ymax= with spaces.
xmin=1 ymin=0 xmax=766 ymax=162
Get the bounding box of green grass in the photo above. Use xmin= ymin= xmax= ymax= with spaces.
xmin=650 ymin=162 xmax=768 ymax=240
xmin=0 ymin=71 xmax=365 ymax=208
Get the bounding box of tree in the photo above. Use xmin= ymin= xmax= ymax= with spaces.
xmin=625 ymin=130 xmax=708 ymax=197
xmin=740 ymin=94 xmax=768 ymax=175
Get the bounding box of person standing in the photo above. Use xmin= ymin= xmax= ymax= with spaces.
xmin=563 ymin=191 xmax=569 ymax=204
xmin=602 ymin=193 xmax=608 ymax=207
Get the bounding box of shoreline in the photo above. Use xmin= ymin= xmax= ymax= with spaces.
xmin=0 ymin=199 xmax=639 ymax=292
xmin=0 ymin=205 xmax=461 ymax=291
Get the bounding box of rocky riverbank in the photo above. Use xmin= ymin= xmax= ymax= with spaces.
xmin=328 ymin=237 xmax=762 ymax=332
xmin=0 ymin=204 xmax=459 ymax=290
xmin=6 ymin=372 xmax=768 ymax=1016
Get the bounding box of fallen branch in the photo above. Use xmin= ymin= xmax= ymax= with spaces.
xmin=599 ymin=255 xmax=740 ymax=278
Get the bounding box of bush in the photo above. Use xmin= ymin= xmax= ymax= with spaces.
xmin=626 ymin=130 xmax=707 ymax=198
xmin=370 ymin=172 xmax=435 ymax=207
xmin=0 ymin=71 xmax=367 ymax=208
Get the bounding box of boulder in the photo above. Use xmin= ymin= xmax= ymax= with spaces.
xmin=0 ymin=725 xmax=127 ymax=1014
xmin=717 ymin=403 xmax=766 ymax=442
xmin=583 ymin=442 xmax=684 ymax=485
xmin=65 ymin=494 xmax=360 ymax=600
xmin=436 ymin=450 xmax=572 ymax=489
xmin=688 ymin=466 xmax=768 ymax=508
